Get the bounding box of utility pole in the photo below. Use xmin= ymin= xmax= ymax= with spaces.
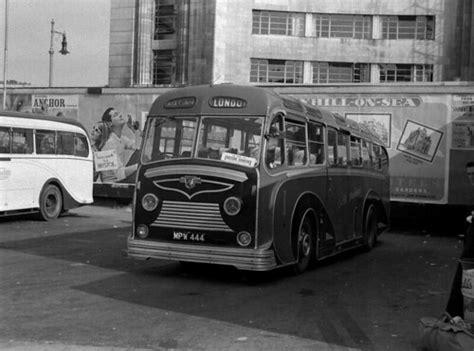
xmin=2 ymin=0 xmax=8 ymax=110
xmin=49 ymin=19 xmax=69 ymax=87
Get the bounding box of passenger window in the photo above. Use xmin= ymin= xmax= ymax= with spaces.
xmin=12 ymin=128 xmax=33 ymax=154
xmin=350 ymin=136 xmax=362 ymax=167
xmin=336 ymin=132 xmax=348 ymax=166
xmin=57 ymin=132 xmax=75 ymax=155
xmin=361 ymin=140 xmax=371 ymax=168
xmin=36 ymin=130 xmax=56 ymax=155
xmin=285 ymin=121 xmax=307 ymax=167
xmin=372 ymin=144 xmax=382 ymax=170
xmin=0 ymin=127 xmax=10 ymax=153
xmin=74 ymin=134 xmax=90 ymax=157
xmin=327 ymin=129 xmax=337 ymax=166
xmin=308 ymin=122 xmax=324 ymax=165
xmin=381 ymin=147 xmax=389 ymax=172
xmin=265 ymin=115 xmax=284 ymax=169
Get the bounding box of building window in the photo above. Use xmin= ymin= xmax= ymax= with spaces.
xmin=312 ymin=14 xmax=372 ymax=39
xmin=312 ymin=62 xmax=370 ymax=83
xmin=154 ymin=1 xmax=176 ymax=40
xmin=252 ymin=10 xmax=305 ymax=36
xmin=153 ymin=49 xmax=175 ymax=85
xmin=382 ymin=15 xmax=434 ymax=40
xmin=379 ymin=64 xmax=433 ymax=82
xmin=414 ymin=64 xmax=433 ymax=82
xmin=250 ymin=59 xmax=303 ymax=84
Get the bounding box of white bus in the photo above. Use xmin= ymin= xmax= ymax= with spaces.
xmin=0 ymin=111 xmax=94 ymax=220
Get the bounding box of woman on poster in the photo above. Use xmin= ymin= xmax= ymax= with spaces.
xmin=100 ymin=107 xmax=139 ymax=183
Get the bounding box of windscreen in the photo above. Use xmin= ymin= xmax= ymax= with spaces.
xmin=141 ymin=116 xmax=264 ymax=167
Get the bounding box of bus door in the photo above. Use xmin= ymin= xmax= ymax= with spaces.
xmin=326 ymin=129 xmax=352 ymax=242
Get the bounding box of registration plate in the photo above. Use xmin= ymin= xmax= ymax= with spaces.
xmin=172 ymin=230 xmax=205 ymax=242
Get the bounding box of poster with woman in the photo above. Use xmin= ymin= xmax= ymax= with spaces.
xmin=90 ymin=108 xmax=142 ymax=187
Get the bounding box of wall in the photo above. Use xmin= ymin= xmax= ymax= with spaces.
xmin=108 ymin=0 xmax=136 ymax=87
xmin=187 ymin=0 xmax=217 ymax=85
xmin=213 ymin=0 xmax=453 ymax=85
xmin=2 ymin=82 xmax=473 ymax=203
xmin=1 ymin=87 xmax=173 ymax=134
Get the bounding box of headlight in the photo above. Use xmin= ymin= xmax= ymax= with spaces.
xmin=142 ymin=193 xmax=159 ymax=211
xmin=136 ymin=224 xmax=149 ymax=239
xmin=236 ymin=231 xmax=252 ymax=247
xmin=223 ymin=196 xmax=242 ymax=216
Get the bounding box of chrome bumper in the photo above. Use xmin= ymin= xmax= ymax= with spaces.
xmin=127 ymin=237 xmax=277 ymax=271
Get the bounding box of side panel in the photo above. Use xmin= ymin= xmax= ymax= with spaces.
xmin=326 ymin=168 xmax=351 ymax=241
xmin=267 ymin=170 xmax=328 ymax=265
xmin=0 ymin=156 xmax=93 ymax=212
xmin=1 ymin=157 xmax=50 ymax=211
xmin=294 ymin=93 xmax=451 ymax=204
xmin=55 ymin=157 xmax=94 ymax=204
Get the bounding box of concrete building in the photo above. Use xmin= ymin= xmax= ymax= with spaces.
xmin=108 ymin=0 xmax=474 ymax=88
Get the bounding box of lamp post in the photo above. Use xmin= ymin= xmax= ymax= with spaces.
xmin=48 ymin=19 xmax=69 ymax=87
xmin=2 ymin=0 xmax=8 ymax=110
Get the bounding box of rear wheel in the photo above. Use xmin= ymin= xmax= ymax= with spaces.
xmin=39 ymin=184 xmax=62 ymax=221
xmin=363 ymin=204 xmax=377 ymax=251
xmin=292 ymin=210 xmax=316 ymax=274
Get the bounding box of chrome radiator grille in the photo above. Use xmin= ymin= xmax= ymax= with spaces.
xmin=152 ymin=200 xmax=232 ymax=232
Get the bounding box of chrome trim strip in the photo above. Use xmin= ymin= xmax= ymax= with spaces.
xmin=153 ymin=178 xmax=234 ymax=200
xmin=144 ymin=165 xmax=248 ymax=182
xmin=127 ymin=238 xmax=277 ymax=271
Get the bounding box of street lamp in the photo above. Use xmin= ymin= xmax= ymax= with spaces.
xmin=48 ymin=19 xmax=69 ymax=87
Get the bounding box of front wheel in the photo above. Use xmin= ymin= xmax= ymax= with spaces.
xmin=39 ymin=184 xmax=63 ymax=221
xmin=363 ymin=204 xmax=377 ymax=251
xmin=292 ymin=210 xmax=316 ymax=274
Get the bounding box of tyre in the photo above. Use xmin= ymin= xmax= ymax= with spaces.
xmin=363 ymin=204 xmax=377 ymax=251
xmin=292 ymin=209 xmax=316 ymax=274
xmin=39 ymin=184 xmax=63 ymax=221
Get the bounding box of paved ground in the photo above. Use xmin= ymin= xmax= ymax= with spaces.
xmin=0 ymin=204 xmax=467 ymax=350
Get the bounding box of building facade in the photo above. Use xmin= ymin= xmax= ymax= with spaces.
xmin=108 ymin=0 xmax=474 ymax=88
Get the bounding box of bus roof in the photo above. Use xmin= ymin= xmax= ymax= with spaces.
xmin=148 ymin=84 xmax=385 ymax=146
xmin=148 ymin=84 xmax=283 ymax=116
xmin=0 ymin=110 xmax=88 ymax=134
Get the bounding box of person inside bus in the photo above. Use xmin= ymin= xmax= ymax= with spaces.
xmin=467 ymin=161 xmax=474 ymax=186
xmin=38 ymin=135 xmax=55 ymax=154
xmin=100 ymin=107 xmax=138 ymax=182
xmin=265 ymin=116 xmax=284 ymax=169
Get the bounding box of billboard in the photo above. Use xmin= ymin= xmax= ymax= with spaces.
xmin=294 ymin=92 xmax=472 ymax=205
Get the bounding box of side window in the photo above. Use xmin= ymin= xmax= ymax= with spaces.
xmin=265 ymin=115 xmax=284 ymax=169
xmin=350 ymin=136 xmax=362 ymax=167
xmin=36 ymin=130 xmax=56 ymax=155
xmin=74 ymin=134 xmax=90 ymax=157
xmin=0 ymin=127 xmax=10 ymax=153
xmin=372 ymin=144 xmax=382 ymax=170
xmin=57 ymin=131 xmax=75 ymax=155
xmin=327 ymin=129 xmax=337 ymax=166
xmin=12 ymin=128 xmax=33 ymax=154
xmin=381 ymin=146 xmax=389 ymax=172
xmin=308 ymin=122 xmax=325 ymax=165
xmin=361 ymin=140 xmax=371 ymax=168
xmin=336 ymin=132 xmax=348 ymax=166
xmin=285 ymin=121 xmax=307 ymax=167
